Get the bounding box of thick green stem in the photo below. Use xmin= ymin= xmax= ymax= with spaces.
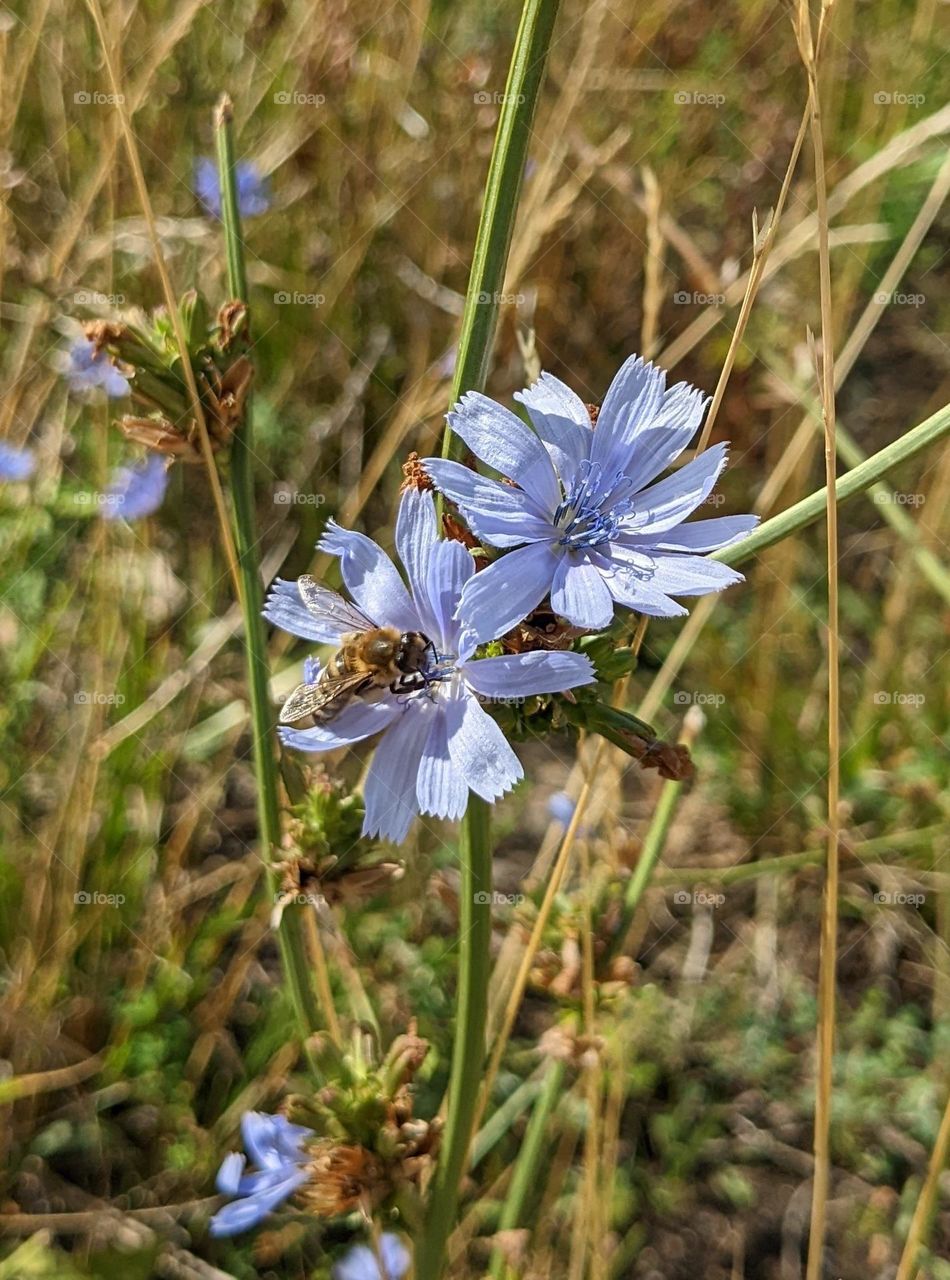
xmin=214 ymin=98 xmax=330 ymax=1065
xmin=415 ymin=796 xmax=492 ymax=1280
xmin=419 ymin=4 xmax=562 ymax=1275
xmin=716 ymin=400 xmax=950 ymax=570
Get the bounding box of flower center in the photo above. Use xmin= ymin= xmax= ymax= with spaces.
xmin=553 ymin=461 xmax=634 ymax=551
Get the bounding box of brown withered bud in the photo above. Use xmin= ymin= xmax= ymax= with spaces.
xmin=501 ymin=605 xmax=584 ymax=655
xmin=586 ymin=403 xmax=600 ymax=426
xmin=383 ymin=1024 xmax=429 ymax=1091
xmin=198 ymin=354 xmax=253 ymax=447
xmin=116 ymin=415 xmax=200 ymax=461
xmin=321 ymin=863 xmax=403 ymax=909
xmin=216 ymin=300 xmax=249 ymax=353
xmin=539 ymin=1024 xmax=606 ymax=1066
xmin=637 ymin=738 xmax=694 ymax=782
xmin=400 ymin=451 xmax=433 ymax=492
xmin=83 ymin=319 xmax=130 ymax=352
xmin=442 ymin=511 xmax=480 ymax=551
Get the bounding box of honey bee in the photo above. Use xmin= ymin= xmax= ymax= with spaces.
xmin=279 ymin=575 xmax=436 ymax=725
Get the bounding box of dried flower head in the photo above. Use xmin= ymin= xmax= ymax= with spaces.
xmin=400 ymin=450 xmax=433 ymax=492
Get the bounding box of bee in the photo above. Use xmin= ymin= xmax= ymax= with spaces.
xmin=279 ymin=575 xmax=436 ymax=725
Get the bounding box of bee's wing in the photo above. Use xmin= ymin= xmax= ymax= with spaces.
xmin=279 ymin=670 xmax=374 ymax=724
xmin=298 ymin=576 xmax=376 ymax=634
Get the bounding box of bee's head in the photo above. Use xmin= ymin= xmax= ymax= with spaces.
xmin=397 ymin=631 xmax=431 ymax=674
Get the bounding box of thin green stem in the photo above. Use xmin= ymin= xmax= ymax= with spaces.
xmin=416 ymin=795 xmax=492 ymax=1280
xmin=488 ymin=1058 xmax=567 ymax=1278
xmin=214 ymin=97 xmax=330 ymax=1067
xmin=715 ymin=400 xmax=950 ymax=570
xmin=612 ymin=776 xmax=685 ymax=956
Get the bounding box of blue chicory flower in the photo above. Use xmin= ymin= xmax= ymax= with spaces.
xmin=195 ymin=157 xmax=271 ymax=219
xmin=0 ymin=442 xmax=35 ymax=481
xmin=101 ymin=453 xmax=169 ymax=521
xmin=548 ymin=790 xmax=576 ymax=829
xmin=209 ymin=1111 xmax=314 ymax=1237
xmin=66 ymin=337 xmax=130 ymax=398
xmin=264 ymin=488 xmax=596 ymax=843
xmin=332 ymin=1234 xmax=411 ymax=1280
xmin=422 ymin=355 xmax=758 ymax=641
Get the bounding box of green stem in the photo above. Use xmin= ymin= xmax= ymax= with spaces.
xmin=214 ymin=97 xmax=330 ymax=1066
xmin=488 ymin=1058 xmax=566 ymax=1278
xmin=716 ymin=400 xmax=950 ymax=570
xmin=415 ymin=795 xmax=492 ymax=1280
xmin=420 ymin=4 xmax=562 ymax=1275
xmin=612 ymin=776 xmax=685 ymax=956
xmin=441 ymin=0 xmax=562 ymax=456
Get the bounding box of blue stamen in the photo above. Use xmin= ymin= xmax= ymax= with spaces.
xmin=554 ymin=461 xmax=632 ymax=551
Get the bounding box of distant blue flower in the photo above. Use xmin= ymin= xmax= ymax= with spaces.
xmin=264 ymin=488 xmax=596 ymax=843
xmin=209 ymin=1112 xmax=314 ymax=1238
xmin=66 ymin=338 xmax=130 ymax=398
xmin=101 ymin=454 xmax=169 ymax=521
xmin=547 ymin=789 xmax=592 ymax=836
xmin=0 ymin=442 xmax=35 ymax=481
xmin=423 ymin=355 xmax=758 ymax=641
xmin=548 ymin=791 xmax=576 ymax=828
xmin=333 ymin=1234 xmax=411 ymax=1280
xmin=195 ymin=157 xmax=271 ymax=219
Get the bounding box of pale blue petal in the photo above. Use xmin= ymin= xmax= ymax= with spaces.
xmin=423 ymin=538 xmax=476 ymax=653
xmin=395 ymin=488 xmax=439 ymax=632
xmin=379 ymin=1235 xmax=412 ymax=1280
xmin=446 ymin=391 xmax=560 ymax=512
xmin=514 ymin=372 xmax=592 ymax=481
xmin=416 ymin=710 xmax=468 ymax=821
xmin=279 ymin=700 xmax=401 ymax=752
xmin=604 ymin=569 xmax=688 ymax=617
xmin=623 ymin=513 xmax=758 ymax=553
xmin=423 ymin=458 xmax=555 ymax=548
xmin=620 ymin=442 xmax=728 ymax=535
xmin=550 ymin=554 xmax=614 ymax=630
xmin=242 ymin=1112 xmax=304 ymax=1171
xmin=647 ymin=553 xmax=745 ymax=596
xmin=604 ymin=543 xmax=657 ymax=577
xmin=333 ymin=1235 xmax=411 ymax=1280
xmin=589 ymin=355 xmax=666 ymax=474
xmin=444 ymin=689 xmax=522 ymax=802
xmin=102 ymin=454 xmax=168 ymax=521
xmin=362 ymin=702 xmax=432 ymax=843
xmin=607 ymin=383 xmax=707 ymax=500
xmin=216 ymin=1153 xmax=246 ymax=1195
xmin=319 ymin=521 xmax=419 ymax=631
xmin=462 ymin=650 xmax=596 ymax=698
xmin=208 ymin=1168 xmax=309 ymax=1237
xmin=456 ymin=542 xmax=561 ymax=643
xmin=0 ymin=443 xmax=35 ymax=481
xmin=264 ymin=579 xmax=351 ymax=644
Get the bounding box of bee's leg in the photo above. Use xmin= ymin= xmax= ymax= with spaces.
xmin=390 ymin=672 xmax=426 ymax=695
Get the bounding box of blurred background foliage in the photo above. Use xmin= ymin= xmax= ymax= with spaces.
xmin=0 ymin=0 xmax=948 ymax=1275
